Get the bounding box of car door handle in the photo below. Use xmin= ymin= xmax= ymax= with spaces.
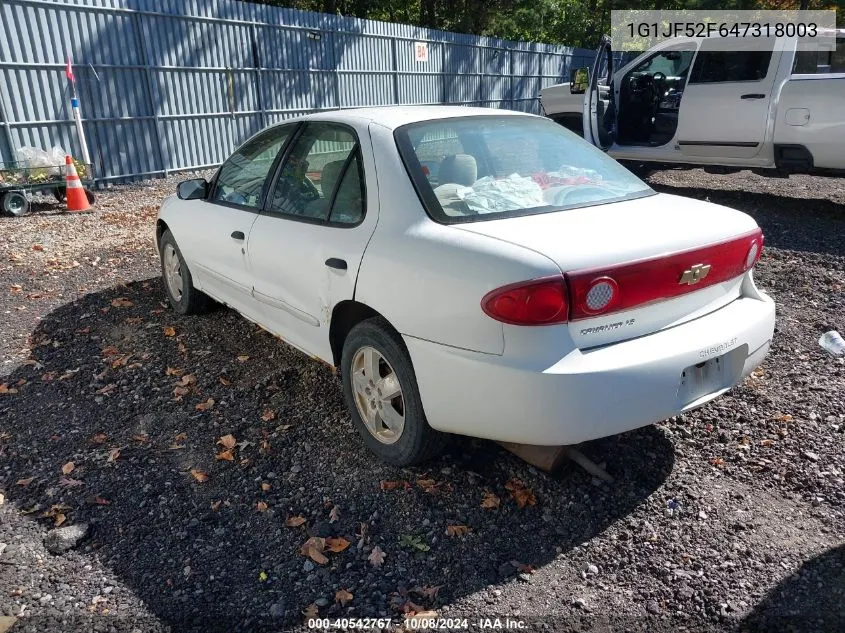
xmin=325 ymin=258 xmax=347 ymax=271
xmin=740 ymin=93 xmax=766 ymax=100
xmin=231 ymin=231 xmax=245 ymax=240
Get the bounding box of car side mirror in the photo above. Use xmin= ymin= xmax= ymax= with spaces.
xmin=177 ymin=178 xmax=208 ymax=201
xmin=570 ymin=66 xmax=589 ymax=94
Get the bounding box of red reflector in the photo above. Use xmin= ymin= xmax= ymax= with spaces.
xmin=482 ymin=276 xmax=569 ymax=325
xmin=567 ymin=228 xmax=763 ymax=321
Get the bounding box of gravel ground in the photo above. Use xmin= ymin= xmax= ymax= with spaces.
xmin=0 ymin=169 xmax=843 ymax=633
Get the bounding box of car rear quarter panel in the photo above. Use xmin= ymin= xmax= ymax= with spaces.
xmin=775 ymin=76 xmax=845 ymax=170
xmin=355 ymin=123 xmax=561 ymax=355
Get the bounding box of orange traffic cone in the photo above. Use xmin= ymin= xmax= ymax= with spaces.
xmin=64 ymin=155 xmax=91 ymax=213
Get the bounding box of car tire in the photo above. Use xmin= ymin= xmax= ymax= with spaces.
xmin=341 ymin=317 xmax=445 ymax=466
xmin=158 ymin=229 xmax=213 ymax=315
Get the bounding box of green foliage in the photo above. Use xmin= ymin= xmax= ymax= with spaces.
xmin=245 ymin=0 xmax=842 ymax=46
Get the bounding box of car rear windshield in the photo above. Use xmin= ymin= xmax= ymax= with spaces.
xmin=394 ymin=115 xmax=653 ymax=224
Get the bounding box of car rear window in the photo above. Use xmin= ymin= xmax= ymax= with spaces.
xmin=394 ymin=115 xmax=653 ymax=224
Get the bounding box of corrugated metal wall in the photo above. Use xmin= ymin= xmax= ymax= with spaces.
xmin=0 ymin=0 xmax=599 ymax=183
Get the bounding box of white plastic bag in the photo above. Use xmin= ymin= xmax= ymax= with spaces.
xmin=455 ymin=174 xmax=547 ymax=214
xmin=14 ymin=145 xmax=66 ymax=176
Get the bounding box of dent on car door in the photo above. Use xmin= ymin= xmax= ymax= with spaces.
xmin=247 ymin=121 xmax=378 ymax=362
xmin=186 ymin=124 xmax=293 ymax=312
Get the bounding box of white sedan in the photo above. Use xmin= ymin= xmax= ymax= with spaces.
xmin=156 ymin=106 xmax=775 ymax=465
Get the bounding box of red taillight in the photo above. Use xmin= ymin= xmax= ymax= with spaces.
xmin=567 ymin=228 xmax=763 ymax=321
xmin=482 ymin=229 xmax=764 ymax=326
xmin=481 ymin=276 xmax=569 ymax=325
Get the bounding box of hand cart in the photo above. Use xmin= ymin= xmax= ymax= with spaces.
xmin=0 ymin=159 xmax=96 ymax=217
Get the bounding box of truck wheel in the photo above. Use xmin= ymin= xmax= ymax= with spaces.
xmin=1 ymin=191 xmax=30 ymax=217
xmin=52 ymin=187 xmax=67 ymax=203
xmin=341 ymin=317 xmax=446 ymax=466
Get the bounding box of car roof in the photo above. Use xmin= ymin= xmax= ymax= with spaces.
xmin=293 ymin=105 xmax=537 ymax=130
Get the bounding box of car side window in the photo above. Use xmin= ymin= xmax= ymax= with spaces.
xmin=328 ymin=152 xmax=365 ymax=225
xmin=793 ymin=38 xmax=845 ymax=74
xmin=266 ymin=123 xmax=364 ymax=225
xmin=690 ymin=45 xmax=774 ymax=84
xmin=210 ymin=125 xmax=291 ymax=208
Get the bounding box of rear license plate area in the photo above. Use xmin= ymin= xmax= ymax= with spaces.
xmin=677 ymin=354 xmax=729 ymax=408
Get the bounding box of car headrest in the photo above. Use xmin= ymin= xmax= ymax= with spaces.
xmin=438 ymin=154 xmax=477 ymax=187
xmin=321 ymin=160 xmax=347 ymax=197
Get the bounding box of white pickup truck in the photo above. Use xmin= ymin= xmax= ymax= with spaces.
xmin=540 ymin=33 xmax=845 ymax=176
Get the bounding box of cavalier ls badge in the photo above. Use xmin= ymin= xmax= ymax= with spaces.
xmin=679 ymin=263 xmax=712 ymax=285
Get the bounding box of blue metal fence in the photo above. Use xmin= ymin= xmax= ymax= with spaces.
xmin=0 ymin=0 xmax=598 ymax=183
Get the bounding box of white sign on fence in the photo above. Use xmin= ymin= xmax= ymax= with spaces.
xmin=414 ymin=41 xmax=429 ymax=63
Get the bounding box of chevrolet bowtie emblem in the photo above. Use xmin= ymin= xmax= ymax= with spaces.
xmin=679 ymin=263 xmax=712 ymax=285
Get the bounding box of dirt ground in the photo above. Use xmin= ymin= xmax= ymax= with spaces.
xmin=0 ymin=168 xmax=843 ymax=633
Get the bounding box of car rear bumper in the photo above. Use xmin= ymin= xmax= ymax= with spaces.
xmin=405 ymin=294 xmax=775 ymax=446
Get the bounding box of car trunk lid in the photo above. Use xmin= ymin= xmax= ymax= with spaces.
xmin=456 ymin=192 xmax=762 ymax=347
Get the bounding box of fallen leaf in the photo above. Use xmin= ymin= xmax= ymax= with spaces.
xmin=285 ymin=515 xmax=307 ymax=528
xmin=300 ymin=537 xmax=329 ymax=565
xmin=210 ymin=500 xmax=223 ymax=511
xmin=258 ymin=571 xmax=268 ymax=582
xmin=101 ymin=345 xmax=120 ymax=357
xmin=0 ymin=383 xmax=19 ymax=395
xmin=445 ymin=524 xmax=471 ymax=537
xmin=59 ymin=477 xmax=83 ymax=488
xmin=710 ymin=457 xmax=725 ymax=467
xmin=107 ymin=448 xmax=121 ymax=463
xmin=416 ymin=478 xmax=436 ymax=491
xmin=174 ymin=432 xmax=188 ymax=442
xmin=110 ymin=297 xmax=133 ymax=308
xmin=302 ymin=603 xmax=319 ymax=619
xmin=368 ymin=545 xmax=386 ymax=567
xmin=260 ymin=408 xmax=276 ymax=422
xmin=217 ymin=434 xmax=237 ymax=450
xmin=54 ymin=513 xmax=66 ymax=527
xmin=380 ymin=480 xmax=406 ymax=491
xmin=195 ymin=398 xmax=215 ymax=411
xmin=190 ymin=469 xmax=209 ymax=483
xmin=163 ymin=326 xmax=176 ymax=336
xmin=256 ymin=501 xmax=269 ymax=513
xmin=219 ymin=376 xmax=231 ymax=386
xmin=16 ymin=477 xmax=34 ymax=487
xmin=237 ymin=354 xmax=249 ymax=362
xmin=261 ymin=482 xmax=271 ymax=492
xmin=165 ymin=367 xmax=182 ymax=376
xmin=335 ymin=588 xmax=353 ymax=606
xmin=90 ymin=496 xmax=111 ymax=505
xmin=505 ymin=478 xmax=536 ymax=508
xmin=777 ymin=414 xmax=794 ymax=422
xmin=132 ymin=433 xmax=149 ymax=443
xmin=172 ymin=385 xmax=189 ymax=399
xmin=329 ymin=505 xmax=341 ymax=523
xmin=91 ymin=433 xmax=108 ymax=444
xmin=510 ymin=560 xmax=534 ymax=574
xmin=176 ymin=374 xmax=196 ymax=387
xmin=760 ymin=439 xmax=775 ymax=447
xmin=61 ymin=462 xmax=76 ymax=475
xmin=32 ymin=244 xmax=44 ymax=252
xmin=325 ymin=537 xmax=350 ymax=553
xmin=9 ymin=284 xmax=22 ymax=294
xmin=481 ymin=491 xmax=501 ymax=509
xmin=215 ymin=449 xmax=234 ymax=461
xmin=411 ymin=585 xmax=442 ymax=600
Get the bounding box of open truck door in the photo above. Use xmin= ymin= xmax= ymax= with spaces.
xmin=583 ymin=35 xmax=616 ymax=151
